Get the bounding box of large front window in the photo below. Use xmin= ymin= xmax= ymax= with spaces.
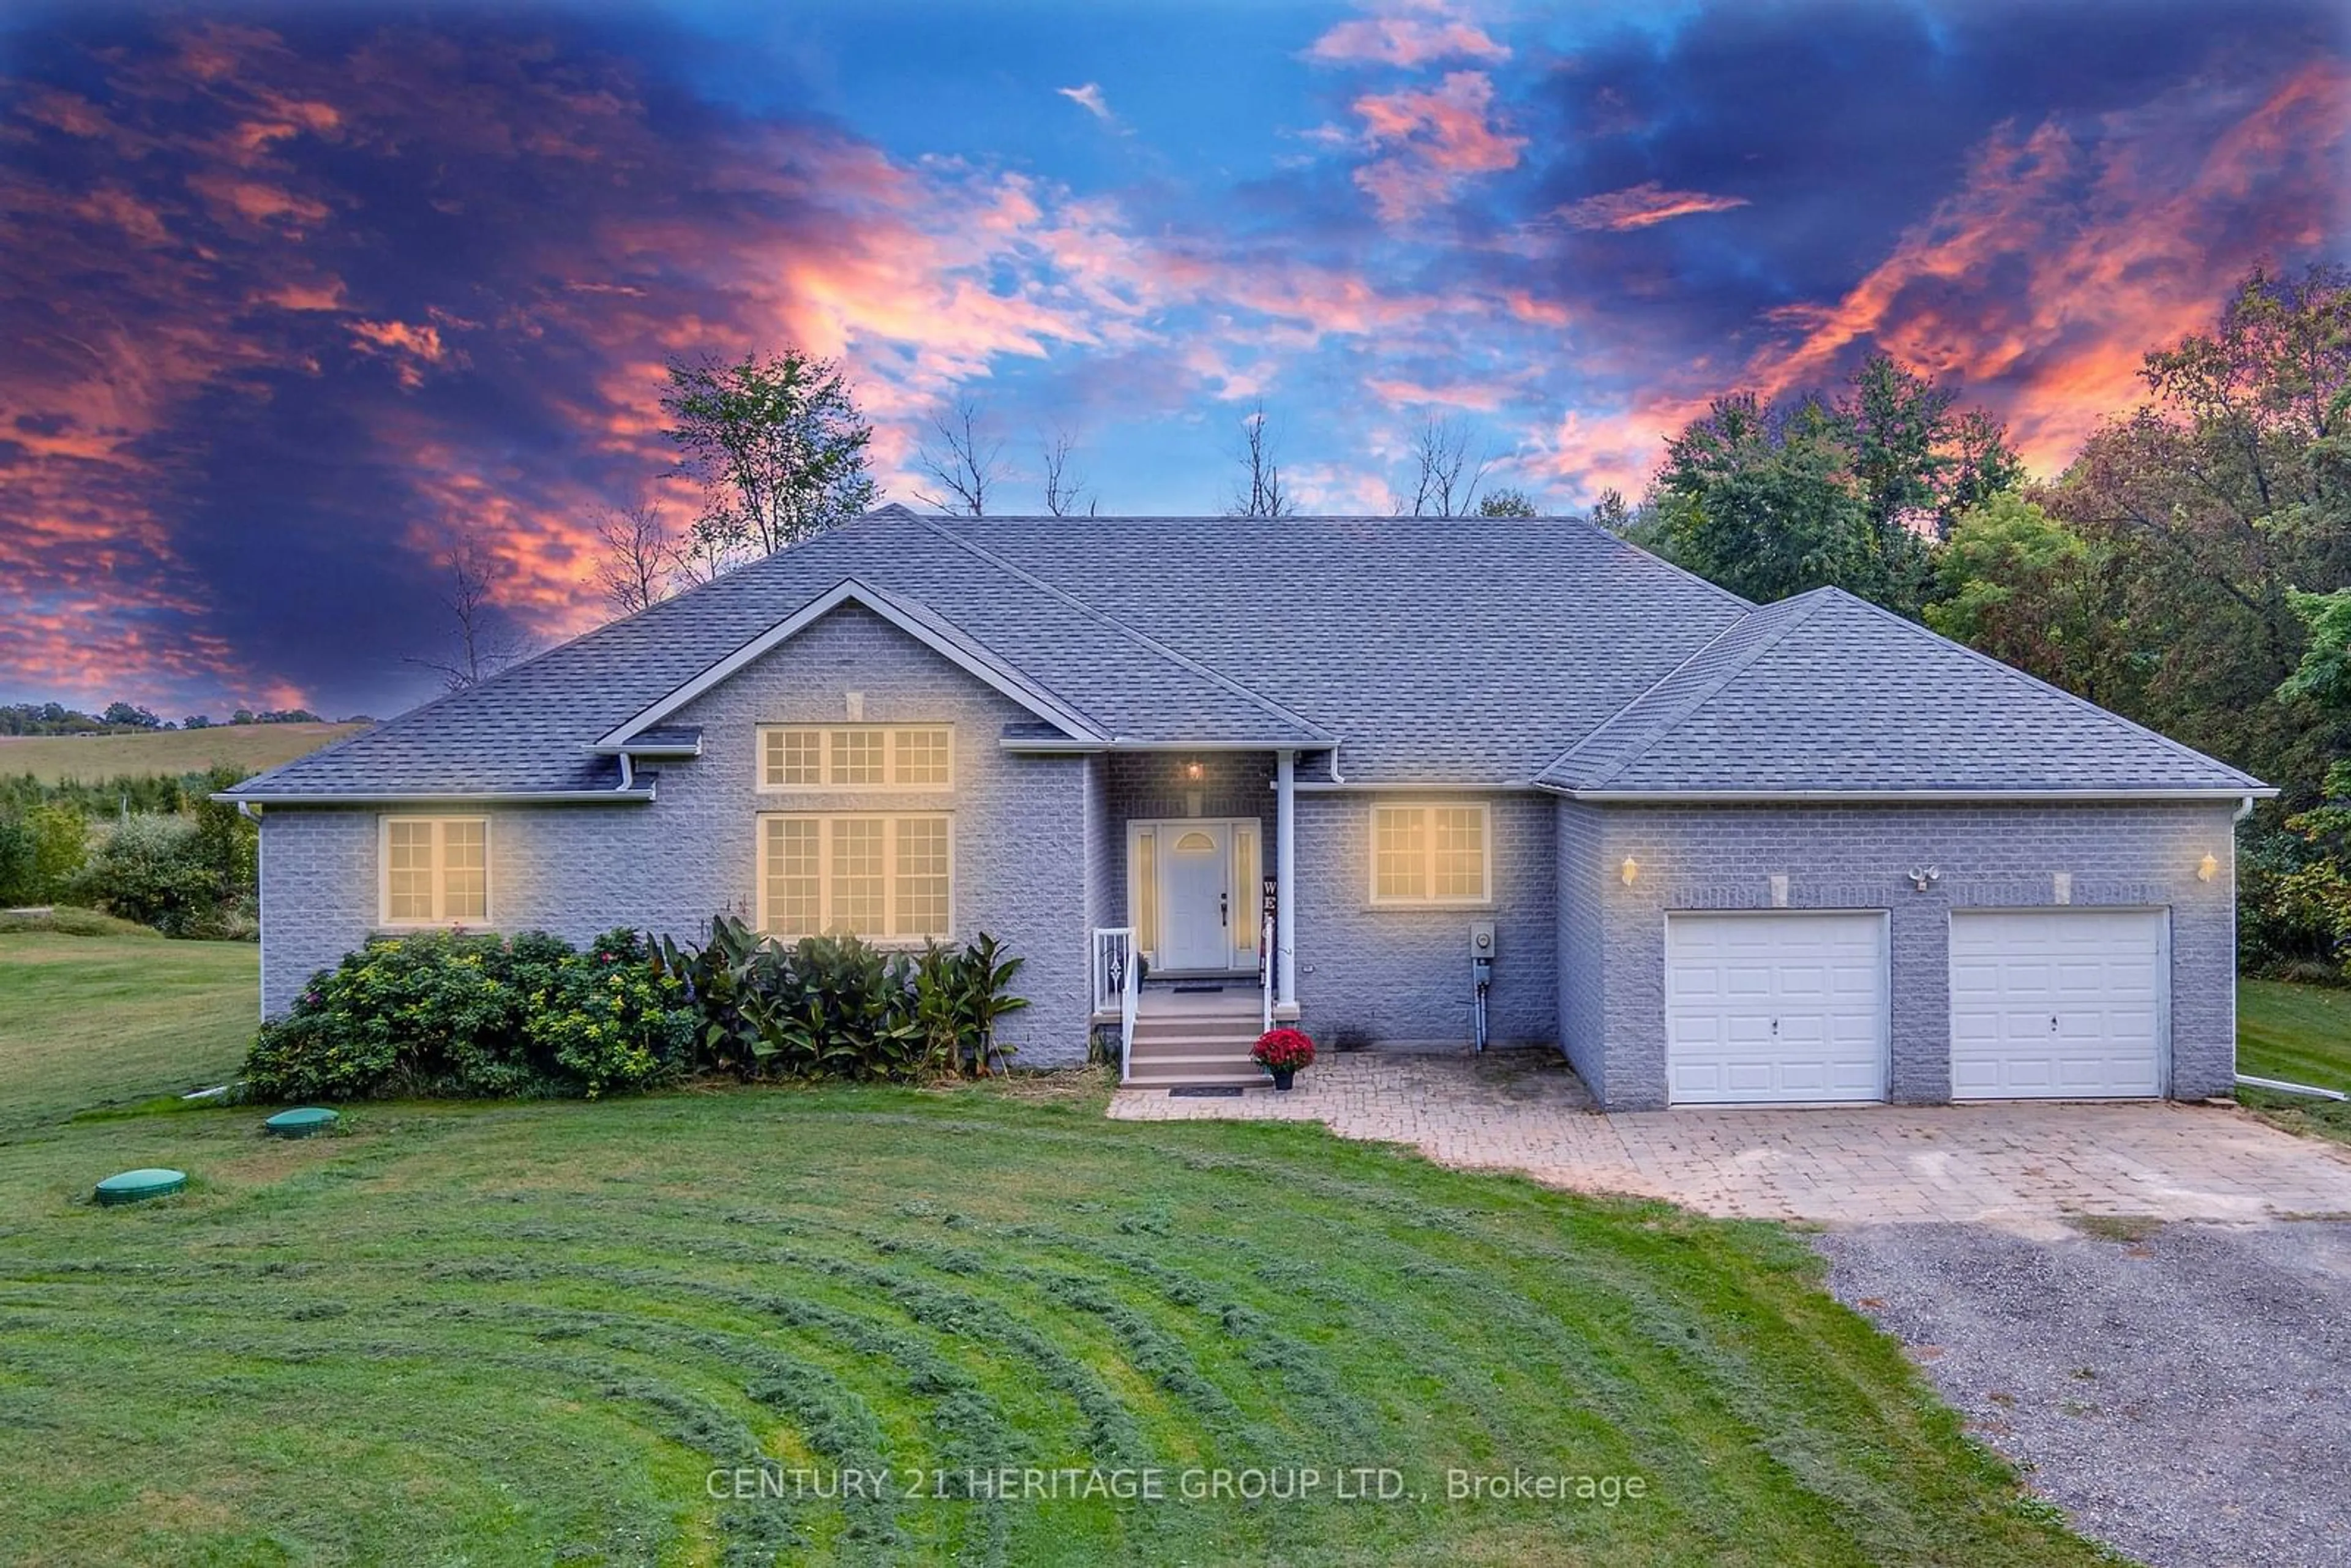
xmin=759 ymin=725 xmax=951 ymax=790
xmin=759 ymin=812 xmax=953 ymax=942
xmin=1369 ymin=802 xmax=1490 ymax=906
xmin=380 ymin=817 xmax=489 ymax=925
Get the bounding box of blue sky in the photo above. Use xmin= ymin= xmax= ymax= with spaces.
xmin=0 ymin=0 xmax=2343 ymax=716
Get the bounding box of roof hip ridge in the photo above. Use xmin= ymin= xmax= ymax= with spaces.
xmin=909 ymin=516 xmax=1339 ymax=742
xmin=1543 ymin=590 xmax=1835 ymax=789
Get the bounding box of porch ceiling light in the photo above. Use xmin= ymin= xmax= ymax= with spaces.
xmin=1619 ymin=855 xmax=1639 ymax=887
xmin=2198 ymin=852 xmax=2218 ymax=882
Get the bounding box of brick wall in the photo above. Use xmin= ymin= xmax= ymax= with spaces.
xmin=1559 ymin=798 xmax=2240 ymax=1109
xmin=258 ymin=604 xmax=1095 ymax=1065
xmin=1292 ymin=790 xmax=1558 ymax=1048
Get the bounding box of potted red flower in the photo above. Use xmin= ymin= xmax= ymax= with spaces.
xmin=1251 ymin=1027 xmax=1316 ymax=1091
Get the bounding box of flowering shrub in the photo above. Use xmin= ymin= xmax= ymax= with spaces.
xmin=1251 ymin=1027 xmax=1316 ymax=1073
xmin=523 ymin=929 xmax=696 ymax=1097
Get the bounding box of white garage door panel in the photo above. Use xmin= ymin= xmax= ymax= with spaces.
xmin=1949 ymin=910 xmax=2165 ymax=1100
xmin=1667 ymin=913 xmax=1887 ymax=1105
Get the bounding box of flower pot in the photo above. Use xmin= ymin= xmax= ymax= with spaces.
xmin=1270 ymin=1068 xmax=1295 ymax=1091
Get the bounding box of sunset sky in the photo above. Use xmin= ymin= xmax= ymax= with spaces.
xmin=2 ymin=1 xmax=2344 ymax=719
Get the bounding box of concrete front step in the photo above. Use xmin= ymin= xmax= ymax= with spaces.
xmin=1130 ymin=1031 xmax=1263 ymax=1054
xmin=1123 ymin=1064 xmax=1267 ymax=1088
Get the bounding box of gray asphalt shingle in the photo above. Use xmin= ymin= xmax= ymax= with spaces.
xmin=1540 ymin=587 xmax=2266 ymax=796
xmin=225 ymin=513 xmax=2262 ymax=801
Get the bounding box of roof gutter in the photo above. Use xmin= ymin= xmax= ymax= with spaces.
xmin=1540 ymin=785 xmax=2279 ymax=803
xmin=212 ymin=787 xmax=658 ymax=806
xmin=998 ymin=736 xmax=1333 ymax=754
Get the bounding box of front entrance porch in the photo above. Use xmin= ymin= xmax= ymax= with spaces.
xmin=1088 ymin=746 xmax=1303 ymax=1086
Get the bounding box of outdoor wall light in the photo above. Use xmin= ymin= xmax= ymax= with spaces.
xmin=1619 ymin=856 xmax=1640 ymax=887
xmin=2198 ymin=852 xmax=2219 ymax=882
xmin=1181 ymin=759 xmax=1205 ymax=782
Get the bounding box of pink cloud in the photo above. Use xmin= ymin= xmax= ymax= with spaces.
xmin=1557 ymin=181 xmax=1750 ymax=231
xmin=1351 ymin=71 xmax=1525 ymax=222
xmin=1306 ymin=15 xmax=1509 ymax=68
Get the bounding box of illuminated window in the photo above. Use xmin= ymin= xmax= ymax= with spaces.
xmin=759 ymin=812 xmax=953 ymax=942
xmin=758 ymin=726 xmax=951 ymax=791
xmin=1370 ymin=803 xmax=1490 ymax=906
xmin=380 ymin=817 xmax=490 ymax=925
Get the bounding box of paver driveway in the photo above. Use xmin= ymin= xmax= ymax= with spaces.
xmin=1108 ymin=1048 xmax=2351 ymax=1224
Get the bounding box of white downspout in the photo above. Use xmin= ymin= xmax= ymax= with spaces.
xmin=1276 ymin=748 xmax=1297 ymax=1011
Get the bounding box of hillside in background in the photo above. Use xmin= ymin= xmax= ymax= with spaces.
xmin=0 ymin=722 xmax=366 ymax=786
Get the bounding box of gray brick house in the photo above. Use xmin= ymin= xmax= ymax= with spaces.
xmin=224 ymin=506 xmax=2270 ymax=1109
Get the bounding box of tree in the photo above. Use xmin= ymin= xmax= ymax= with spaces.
xmin=1403 ymin=416 xmax=1490 ymax=517
xmin=101 ymin=702 xmax=160 ymax=729
xmin=2050 ymin=264 xmax=2351 ymax=805
xmin=592 ymin=499 xmax=681 ymax=617
xmin=913 ymin=396 xmax=1007 ymax=517
xmin=1925 ymin=492 xmax=2129 ymax=704
xmin=1650 ymin=394 xmax=1870 ymax=605
xmin=1646 ymin=359 xmax=2022 ymax=616
xmin=405 ymin=529 xmax=536 ymax=692
xmin=1224 ymin=401 xmax=1294 ymax=518
xmin=662 ymin=349 xmax=878 ymax=561
xmin=1039 ymin=429 xmax=1093 ymax=516
xmin=1477 ymin=487 xmax=1540 ymax=518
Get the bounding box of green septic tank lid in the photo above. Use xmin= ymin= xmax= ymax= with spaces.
xmin=96 ymin=1168 xmax=186 ymax=1206
xmin=264 ymin=1107 xmax=339 ymax=1138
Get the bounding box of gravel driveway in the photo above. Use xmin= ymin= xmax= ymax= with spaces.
xmin=1817 ymin=1219 xmax=2351 ymax=1568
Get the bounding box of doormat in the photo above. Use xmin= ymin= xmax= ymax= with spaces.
xmin=1172 ymin=984 xmax=1225 ymax=993
xmin=1169 ymin=1086 xmax=1245 ymax=1097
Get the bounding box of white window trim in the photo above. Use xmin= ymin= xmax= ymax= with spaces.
xmin=1367 ymin=800 xmax=1494 ymax=908
xmin=756 ymin=811 xmax=956 ymax=945
xmin=377 ymin=816 xmax=493 ymax=928
xmin=756 ymin=723 xmax=954 ymax=793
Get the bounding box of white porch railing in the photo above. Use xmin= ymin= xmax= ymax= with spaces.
xmin=1092 ymin=927 xmax=1140 ymax=1081
xmin=1261 ymin=911 xmax=1275 ymax=1034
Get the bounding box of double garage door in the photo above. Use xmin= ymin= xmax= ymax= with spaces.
xmin=1665 ymin=909 xmax=2165 ymax=1105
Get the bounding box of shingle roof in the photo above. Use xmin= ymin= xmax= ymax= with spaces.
xmin=921 ymin=513 xmax=1755 ymax=782
xmin=1539 ymin=587 xmax=2268 ymax=797
xmin=224 ymin=512 xmax=2265 ymax=802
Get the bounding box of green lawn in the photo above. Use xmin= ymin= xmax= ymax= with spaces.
xmin=0 ymin=936 xmax=2104 ymax=1566
xmin=2237 ymin=978 xmax=2351 ymax=1146
xmin=0 ymin=721 xmax=364 ymax=785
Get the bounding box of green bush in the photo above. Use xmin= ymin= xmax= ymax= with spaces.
xmin=525 ymin=929 xmax=696 ymax=1097
xmin=0 ymin=805 xmax=89 ymax=906
xmin=247 ymin=929 xmax=696 ymax=1101
xmin=653 ymin=917 xmax=1028 ymax=1082
xmin=70 ymin=815 xmax=222 ymax=936
xmin=246 ymin=919 xmax=1030 ymax=1103
xmin=2240 ymin=808 xmax=2351 ymax=983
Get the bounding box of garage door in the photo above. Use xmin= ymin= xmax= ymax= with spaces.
xmin=1949 ymin=909 xmax=2165 ymax=1100
xmin=1665 ymin=912 xmax=1888 ymax=1105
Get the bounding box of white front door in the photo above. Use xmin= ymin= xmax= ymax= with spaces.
xmin=1665 ymin=912 xmax=1889 ymax=1105
xmin=1949 ymin=909 xmax=2165 ymax=1099
xmin=1159 ymin=824 xmax=1232 ymax=971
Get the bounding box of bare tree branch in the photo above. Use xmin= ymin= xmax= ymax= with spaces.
xmin=1404 ymin=415 xmax=1492 ymax=517
xmin=402 ymin=527 xmax=537 ymax=691
xmin=1040 ymin=429 xmax=1093 ymax=517
xmin=591 ymin=498 xmax=681 ymax=616
xmin=914 ymin=397 xmax=1007 ymax=517
xmin=1224 ymin=400 xmax=1295 ymax=518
